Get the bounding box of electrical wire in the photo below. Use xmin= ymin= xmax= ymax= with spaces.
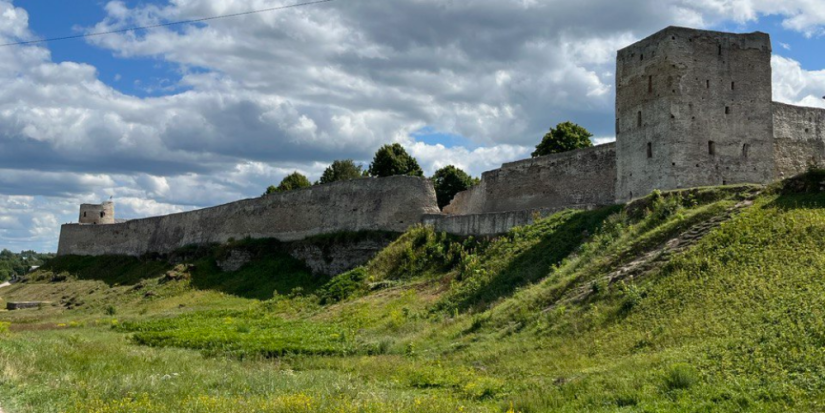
xmin=0 ymin=0 xmax=335 ymax=48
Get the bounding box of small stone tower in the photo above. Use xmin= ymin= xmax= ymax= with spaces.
xmin=615 ymin=27 xmax=775 ymax=202
xmin=78 ymin=201 xmax=115 ymax=225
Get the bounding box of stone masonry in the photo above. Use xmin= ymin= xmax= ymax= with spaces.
xmin=57 ymin=26 xmax=825 ymax=254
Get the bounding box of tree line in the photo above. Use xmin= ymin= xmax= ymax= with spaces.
xmin=267 ymin=122 xmax=593 ymax=210
xmin=0 ymin=249 xmax=55 ymax=281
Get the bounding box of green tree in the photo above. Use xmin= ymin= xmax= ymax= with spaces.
xmin=318 ymin=160 xmax=365 ymax=185
xmin=432 ymin=165 xmax=479 ymax=209
xmin=265 ymin=172 xmax=312 ymax=195
xmin=532 ymin=121 xmax=593 ymax=157
xmin=368 ymin=144 xmax=424 ymax=178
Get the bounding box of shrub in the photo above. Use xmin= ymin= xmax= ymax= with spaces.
xmin=664 ymin=363 xmax=699 ymax=391
xmin=317 ymin=267 xmax=368 ymax=304
xmin=0 ymin=321 xmax=10 ymax=335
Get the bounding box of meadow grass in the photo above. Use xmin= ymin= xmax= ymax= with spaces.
xmin=2 ymin=179 xmax=825 ymax=412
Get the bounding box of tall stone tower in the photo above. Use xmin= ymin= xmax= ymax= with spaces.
xmin=78 ymin=201 xmax=115 ymax=225
xmin=615 ymin=27 xmax=775 ymax=202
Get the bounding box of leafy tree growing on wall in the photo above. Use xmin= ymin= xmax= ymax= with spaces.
xmin=265 ymin=172 xmax=312 ymax=195
xmin=432 ymin=165 xmax=479 ymax=209
xmin=318 ymin=160 xmax=365 ymax=185
xmin=532 ymin=121 xmax=593 ymax=157
xmin=368 ymin=144 xmax=424 ymax=178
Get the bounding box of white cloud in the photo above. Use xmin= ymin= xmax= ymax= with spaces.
xmin=772 ymin=55 xmax=825 ymax=109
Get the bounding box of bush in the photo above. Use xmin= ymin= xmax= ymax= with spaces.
xmin=0 ymin=321 xmax=10 ymax=335
xmin=317 ymin=267 xmax=368 ymax=304
xmin=664 ymin=363 xmax=699 ymax=391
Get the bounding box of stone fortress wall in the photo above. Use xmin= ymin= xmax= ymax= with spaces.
xmin=58 ymin=177 xmax=439 ymax=257
xmin=444 ymin=143 xmax=616 ymax=215
xmin=773 ymin=102 xmax=825 ymax=179
xmin=78 ymin=202 xmax=115 ymax=225
xmin=57 ymin=26 xmax=825 ymax=257
xmin=614 ymin=27 xmax=776 ymax=203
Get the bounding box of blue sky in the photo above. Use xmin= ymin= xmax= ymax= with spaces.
xmin=1 ymin=0 xmax=824 ymax=252
xmin=20 ymin=0 xmax=186 ymax=97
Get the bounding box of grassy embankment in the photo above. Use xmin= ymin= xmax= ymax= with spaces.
xmin=2 ymin=173 xmax=825 ymax=412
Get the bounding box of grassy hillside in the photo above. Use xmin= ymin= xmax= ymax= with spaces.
xmin=2 ymin=174 xmax=825 ymax=412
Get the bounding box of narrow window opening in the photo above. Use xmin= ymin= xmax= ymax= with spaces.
xmin=718 ymin=45 xmax=722 ymax=55
xmin=731 ymin=81 xmax=735 ymax=90
xmin=725 ymin=106 xmax=731 ymax=115
xmin=708 ymin=141 xmax=716 ymax=156
xmin=706 ymin=80 xmax=710 ymax=89
xmin=83 ymin=212 xmax=87 ymax=218
xmin=648 ymin=76 xmax=653 ymax=93
xmin=637 ymin=111 xmax=642 ymax=128
xmin=100 ymin=212 xmax=105 ymax=218
xmin=723 ymin=180 xmax=727 ymax=185
xmin=630 ymin=192 xmax=633 ymax=199
xmin=742 ymin=143 xmax=750 ymax=159
xmin=640 ymin=53 xmax=644 ymax=61
xmin=647 ymin=142 xmax=653 ymax=159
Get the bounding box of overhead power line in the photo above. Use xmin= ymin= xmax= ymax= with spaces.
xmin=0 ymin=0 xmax=335 ymax=48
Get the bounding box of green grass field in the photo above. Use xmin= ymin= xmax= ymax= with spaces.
xmin=2 ymin=174 xmax=825 ymax=412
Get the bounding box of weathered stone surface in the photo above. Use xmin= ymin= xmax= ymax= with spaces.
xmin=55 ymin=26 xmax=825 ymax=246
xmin=6 ymin=301 xmax=46 ymax=311
xmin=773 ymin=102 xmax=825 ymax=179
xmin=286 ymin=237 xmax=395 ymax=275
xmin=615 ymin=27 xmax=775 ymax=202
xmin=217 ymin=250 xmax=252 ymax=272
xmin=425 ymin=205 xmax=599 ymax=237
xmin=444 ymin=144 xmax=616 ymax=215
xmin=58 ymin=177 xmax=439 ymax=257
xmin=79 ymin=201 xmax=115 ymax=225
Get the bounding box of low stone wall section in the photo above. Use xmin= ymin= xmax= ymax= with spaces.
xmin=424 ymin=205 xmax=600 ymax=237
xmin=773 ymin=102 xmax=825 ymax=179
xmin=57 ymin=177 xmax=440 ymax=257
xmin=444 ymin=143 xmax=617 ymax=215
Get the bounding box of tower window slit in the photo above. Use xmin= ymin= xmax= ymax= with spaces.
xmin=708 ymin=141 xmax=716 ymax=156
xmin=648 ymin=76 xmax=653 ymax=93
xmin=731 ymin=81 xmax=735 ymax=90
xmin=725 ymin=106 xmax=731 ymax=115
xmin=647 ymin=142 xmax=653 ymax=158
xmin=742 ymin=143 xmax=750 ymax=159
xmin=718 ymin=45 xmax=722 ymax=55
xmin=637 ymin=111 xmax=642 ymax=128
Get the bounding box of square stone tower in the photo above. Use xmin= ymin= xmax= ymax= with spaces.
xmin=615 ymin=27 xmax=774 ymax=202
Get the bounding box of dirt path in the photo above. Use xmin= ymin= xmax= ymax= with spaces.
xmin=0 ymin=282 xmax=10 ymax=289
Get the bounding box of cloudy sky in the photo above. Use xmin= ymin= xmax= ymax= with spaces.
xmin=0 ymin=0 xmax=824 ymax=252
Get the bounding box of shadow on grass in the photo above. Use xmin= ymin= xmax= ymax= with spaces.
xmin=765 ymin=193 xmax=825 ymax=211
xmin=42 ymin=239 xmax=327 ymax=300
xmin=41 ymin=232 xmax=401 ymax=300
xmin=41 ymin=255 xmax=170 ymax=286
xmin=450 ymin=205 xmax=622 ymax=312
xmin=188 ymin=238 xmax=328 ymax=300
